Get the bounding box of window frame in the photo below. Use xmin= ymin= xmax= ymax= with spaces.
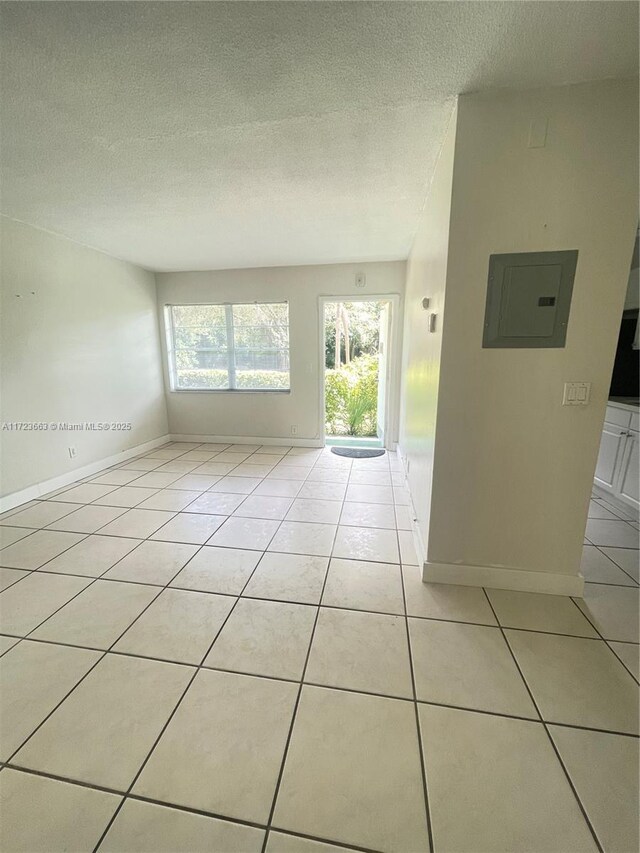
xmin=164 ymin=301 xmax=291 ymax=393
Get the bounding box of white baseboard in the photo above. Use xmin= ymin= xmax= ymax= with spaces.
xmin=169 ymin=433 xmax=323 ymax=448
xmin=0 ymin=434 xmax=171 ymax=514
xmin=422 ymin=560 xmax=585 ymax=597
xmin=592 ymin=483 xmax=639 ymax=520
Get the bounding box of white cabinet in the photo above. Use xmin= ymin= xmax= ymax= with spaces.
xmin=594 ymin=403 xmax=639 ymax=511
xmin=619 ymin=430 xmax=639 ymax=506
xmin=594 ymin=424 xmax=627 ymax=489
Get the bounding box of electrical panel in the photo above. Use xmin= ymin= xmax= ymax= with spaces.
xmin=483 ymin=250 xmax=578 ymax=348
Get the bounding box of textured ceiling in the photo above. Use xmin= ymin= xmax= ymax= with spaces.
xmin=1 ymin=1 xmax=638 ymax=271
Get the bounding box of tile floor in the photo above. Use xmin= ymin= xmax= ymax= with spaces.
xmin=0 ymin=441 xmax=638 ymax=853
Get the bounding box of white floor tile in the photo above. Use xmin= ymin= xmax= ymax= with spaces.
xmin=150 ymin=512 xmax=226 ymax=545
xmin=608 ymin=641 xmax=639 ymax=680
xmin=208 ymin=476 xmax=261 ymax=494
xmin=0 ymin=769 xmax=121 ymax=853
xmin=115 ymin=588 xmax=234 ymax=664
xmin=305 ymin=467 xmax=350 ymax=484
xmin=46 ymin=504 xmax=128 ymax=533
xmin=266 ymin=832 xmax=352 ymax=853
xmin=14 ymin=654 xmax=192 ymax=790
xmin=130 ymin=472 xmax=181 ymax=489
xmin=269 ymin=521 xmax=337 ymax=557
xmin=168 ymin=473 xmax=221 ymax=490
xmin=133 ymin=669 xmax=297 ymax=822
xmin=549 ymin=725 xmax=639 ymax=853
xmin=306 ymin=608 xmax=412 ymax=698
xmin=345 ymin=484 xmax=394 ymax=505
xmin=100 ymin=798 xmax=264 ymax=853
xmin=171 ymin=546 xmax=261 ymax=595
xmin=332 ymin=526 xmax=399 ymax=563
xmin=506 ymin=630 xmax=638 ymax=733
xmin=403 ymin=568 xmax=498 ymax=624
xmin=576 ymin=583 xmax=639 ymax=642
xmin=0 ymin=567 xmax=28 ymax=592
xmin=233 ymin=463 xmax=276 ymax=478
xmin=243 ymin=552 xmax=328 ymax=604
xmin=98 ymin=509 xmax=176 ymax=539
xmin=588 ymin=499 xmax=620 ymax=520
xmin=31 ymin=579 xmax=159 ymax=649
xmin=273 ymin=686 xmax=429 ymax=852
xmin=348 ymin=471 xmax=392 ymax=486
xmin=155 ymin=460 xmax=200 ymax=474
xmin=0 ymin=640 xmax=100 ymax=759
xmin=285 ymin=498 xmax=342 ymax=524
xmin=266 ymin=466 xmax=310 ymax=481
xmin=410 ymin=618 xmax=537 ymax=717
xmin=0 ymin=529 xmax=86 ymax=569
xmin=208 ymin=516 xmax=280 ymax=550
xmin=1 ymin=501 xmax=77 ymax=529
xmin=585 ymin=519 xmax=639 ymax=549
xmin=339 ymin=501 xmax=396 ymax=529
xmin=420 ymin=705 xmax=598 ymax=853
xmin=0 ymin=572 xmax=92 ymax=635
xmin=118 ymin=458 xmax=164 ymax=472
xmin=580 ymin=545 xmax=637 ymax=585
xmin=205 ymin=598 xmax=315 ymax=680
xmin=44 ymin=535 xmax=140 ymax=577
xmin=56 ymin=483 xmax=119 ymax=504
xmin=184 ymin=491 xmax=246 ymax=514
xmin=235 ymin=495 xmax=294 ymax=520
xmin=600 ymin=547 xmax=639 ymax=582
xmin=297 ymin=481 xmax=346 ymax=501
xmin=487 ymin=588 xmax=599 ymax=637
xmin=103 ymin=540 xmax=198 ymax=585
xmin=91 ymin=470 xmax=144 ymax=486
xmin=192 ymin=462 xmax=238 ymax=476
xmin=136 ymin=489 xmax=202 ymax=512
xmin=0 ymin=527 xmax=33 ymax=549
xmin=322 ymin=558 xmax=404 ymax=614
xmin=398 ymin=529 xmax=419 ymax=565
xmin=93 ymin=486 xmax=160 ymax=508
xmin=252 ymin=479 xmax=304 ymax=498
xmin=394 ymin=505 xmax=413 ymax=530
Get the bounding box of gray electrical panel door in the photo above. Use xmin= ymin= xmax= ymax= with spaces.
xmin=483 ymin=250 xmax=578 ymax=348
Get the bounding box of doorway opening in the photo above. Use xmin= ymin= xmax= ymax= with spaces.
xmin=322 ymin=299 xmax=391 ymax=448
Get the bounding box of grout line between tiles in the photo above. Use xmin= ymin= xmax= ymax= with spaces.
xmin=3 ymin=626 xmax=638 ymax=739
xmin=2 ymin=535 xmax=208 ymax=765
xmin=399 ymin=528 xmax=435 ymax=853
xmin=259 ymin=482 xmax=345 ymax=853
xmin=1 ymin=763 xmax=384 ymax=853
xmin=482 ymin=589 xmax=605 ymax=853
xmin=89 ymin=535 xmax=282 ymax=852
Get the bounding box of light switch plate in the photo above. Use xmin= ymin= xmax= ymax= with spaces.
xmin=563 ymin=382 xmax=591 ymax=406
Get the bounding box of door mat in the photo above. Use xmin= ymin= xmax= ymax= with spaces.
xmin=330 ymin=447 xmax=385 ymax=458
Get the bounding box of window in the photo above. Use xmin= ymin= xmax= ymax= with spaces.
xmin=165 ymin=302 xmax=290 ymax=391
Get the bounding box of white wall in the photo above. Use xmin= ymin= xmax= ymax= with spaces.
xmin=155 ymin=262 xmax=405 ymax=442
xmin=399 ymin=104 xmax=457 ymax=551
xmin=0 ymin=218 xmax=169 ymax=497
xmin=400 ymin=79 xmax=638 ymax=593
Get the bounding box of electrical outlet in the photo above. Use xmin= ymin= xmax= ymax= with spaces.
xmin=290 ymin=425 xmax=298 ymax=436
xmin=68 ymin=446 xmax=77 ymax=459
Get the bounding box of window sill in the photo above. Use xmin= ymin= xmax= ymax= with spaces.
xmin=169 ymin=388 xmax=291 ymax=395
